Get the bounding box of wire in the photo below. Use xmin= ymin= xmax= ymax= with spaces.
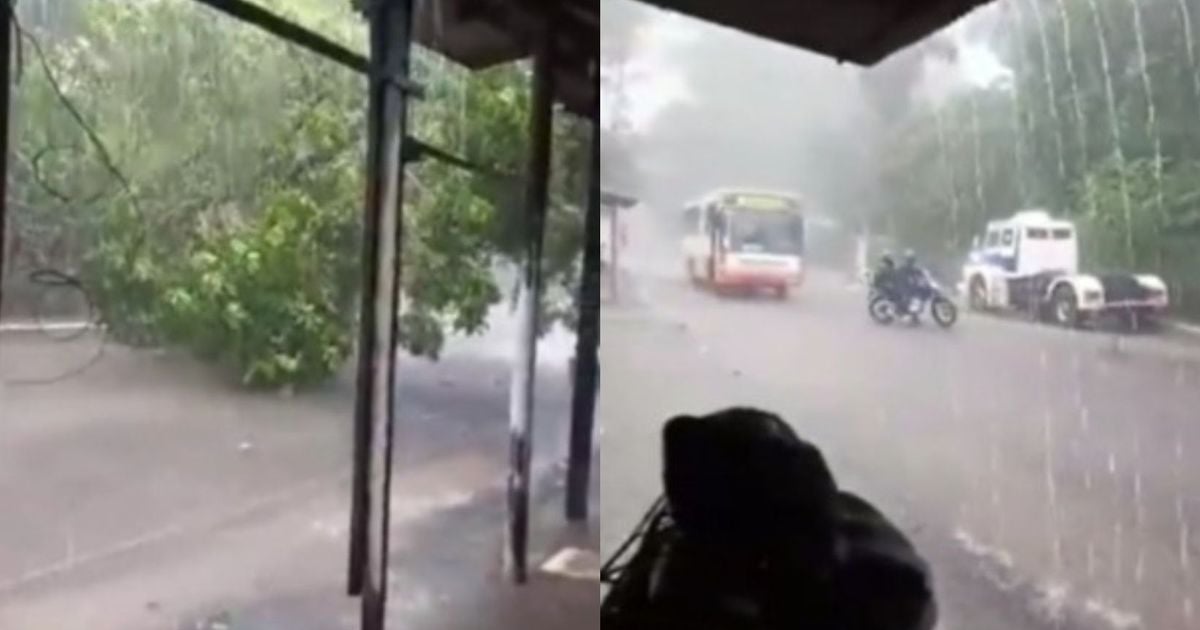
xmin=13 ymin=16 xmax=134 ymax=193
xmin=1 ymin=270 xmax=106 ymax=387
xmin=2 ymin=14 xmax=115 ymax=385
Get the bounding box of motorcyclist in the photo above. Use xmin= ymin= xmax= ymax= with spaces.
xmin=871 ymin=253 xmax=905 ymax=312
xmin=896 ymin=250 xmax=928 ymax=320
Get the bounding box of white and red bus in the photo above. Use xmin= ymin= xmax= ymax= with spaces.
xmin=682 ymin=189 xmax=806 ymax=299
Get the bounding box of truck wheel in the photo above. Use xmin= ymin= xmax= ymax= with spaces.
xmin=969 ymin=277 xmax=989 ymax=312
xmin=1052 ymin=285 xmax=1080 ymax=327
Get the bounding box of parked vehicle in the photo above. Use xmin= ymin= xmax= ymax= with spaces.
xmin=961 ymin=210 xmax=1169 ymax=327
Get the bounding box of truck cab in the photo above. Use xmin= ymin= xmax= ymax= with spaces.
xmin=969 ymin=210 xmax=1078 ymax=276
xmin=963 ymin=210 xmax=1168 ymax=326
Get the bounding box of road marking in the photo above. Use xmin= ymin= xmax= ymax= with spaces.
xmin=0 ymin=472 xmax=343 ymax=595
xmin=0 ymin=320 xmax=95 ymax=333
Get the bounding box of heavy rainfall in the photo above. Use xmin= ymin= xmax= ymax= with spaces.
xmin=601 ymin=0 xmax=1200 ymax=628
xmin=1 ymin=1 xmax=597 ymax=629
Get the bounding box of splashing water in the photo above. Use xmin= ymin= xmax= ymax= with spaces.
xmin=1025 ymin=0 xmax=1067 ymax=181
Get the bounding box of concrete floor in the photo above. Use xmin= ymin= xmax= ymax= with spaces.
xmin=0 ymin=310 xmax=595 ymax=630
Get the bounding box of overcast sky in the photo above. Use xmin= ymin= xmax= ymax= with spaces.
xmin=602 ymin=3 xmax=1012 ymax=132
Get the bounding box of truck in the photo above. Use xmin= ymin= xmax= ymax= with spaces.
xmin=961 ymin=210 xmax=1169 ymax=327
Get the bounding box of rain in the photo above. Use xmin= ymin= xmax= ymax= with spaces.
xmin=601 ymin=0 xmax=1200 ymax=628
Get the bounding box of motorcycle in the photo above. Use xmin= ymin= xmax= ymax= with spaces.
xmin=868 ymin=270 xmax=958 ymax=329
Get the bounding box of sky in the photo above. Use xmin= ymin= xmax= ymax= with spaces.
xmin=602 ymin=3 xmax=1012 ymax=132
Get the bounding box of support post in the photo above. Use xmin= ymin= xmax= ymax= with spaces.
xmin=347 ymin=2 xmax=413 ymax=629
xmin=507 ymin=19 xmax=556 ymax=584
xmin=0 ymin=3 xmax=12 ymax=317
xmin=566 ymin=92 xmax=601 ymax=523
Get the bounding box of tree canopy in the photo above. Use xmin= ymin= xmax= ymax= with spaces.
xmin=6 ymin=0 xmax=589 ymax=386
xmin=877 ymin=0 xmax=1200 ymax=313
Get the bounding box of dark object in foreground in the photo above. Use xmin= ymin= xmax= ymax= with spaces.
xmin=602 ymin=408 xmax=938 ymax=630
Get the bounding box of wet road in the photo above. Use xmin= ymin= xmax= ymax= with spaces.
xmin=600 ymin=266 xmax=1200 ymax=630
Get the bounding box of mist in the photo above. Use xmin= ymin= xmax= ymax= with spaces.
xmin=601 ymin=0 xmax=991 ymax=229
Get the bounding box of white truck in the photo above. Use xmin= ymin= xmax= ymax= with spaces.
xmin=961 ymin=210 xmax=1169 ymax=327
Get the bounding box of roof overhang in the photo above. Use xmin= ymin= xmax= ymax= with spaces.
xmin=632 ymin=0 xmax=995 ymax=65
xmin=404 ymin=0 xmax=997 ymax=123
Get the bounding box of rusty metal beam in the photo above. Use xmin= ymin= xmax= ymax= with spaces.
xmin=506 ymin=14 xmax=556 ymax=585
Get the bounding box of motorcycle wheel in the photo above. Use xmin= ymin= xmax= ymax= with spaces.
xmin=931 ymin=297 xmax=958 ymax=328
xmin=869 ymin=295 xmax=897 ymax=325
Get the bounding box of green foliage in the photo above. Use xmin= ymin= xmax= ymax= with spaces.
xmin=12 ymin=0 xmax=590 ymax=387
xmin=159 ymin=188 xmax=360 ymax=387
xmin=876 ymin=0 xmax=1200 ymax=312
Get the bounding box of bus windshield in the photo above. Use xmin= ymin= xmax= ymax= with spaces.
xmin=726 ymin=208 xmax=804 ymax=255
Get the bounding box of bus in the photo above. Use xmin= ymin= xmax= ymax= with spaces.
xmin=681 ymin=189 xmax=806 ymax=299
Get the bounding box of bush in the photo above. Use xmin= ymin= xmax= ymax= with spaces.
xmin=160 ymin=190 xmax=360 ymax=387
xmin=90 ymin=187 xmax=360 ymax=388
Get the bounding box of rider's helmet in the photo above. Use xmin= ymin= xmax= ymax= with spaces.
xmin=902 ymin=249 xmax=917 ymax=267
xmin=879 ymin=252 xmax=895 ymax=269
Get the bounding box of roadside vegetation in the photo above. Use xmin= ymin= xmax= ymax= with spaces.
xmin=10 ymin=0 xmax=588 ymax=387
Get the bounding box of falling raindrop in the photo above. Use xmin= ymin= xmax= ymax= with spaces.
xmin=1054 ymin=0 xmax=1095 ymax=215
xmin=1129 ymin=0 xmax=1167 ymax=236
xmin=1179 ymin=0 xmax=1200 ymax=116
xmin=1024 ymin=0 xmax=1067 ymax=181
xmin=1044 ymin=409 xmax=1063 ymax=572
xmin=1083 ymin=0 xmax=1136 ymax=265
xmin=1004 ymin=0 xmax=1033 ymax=204
xmin=968 ymin=93 xmax=986 ymax=225
xmin=933 ymin=106 xmax=962 ymax=243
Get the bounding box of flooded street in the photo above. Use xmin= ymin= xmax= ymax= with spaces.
xmin=601 ymin=213 xmax=1200 ymax=629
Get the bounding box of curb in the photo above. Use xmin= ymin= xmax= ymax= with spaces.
xmin=0 ymin=320 xmax=95 ymax=334
xmin=1165 ymin=319 xmax=1200 ymax=338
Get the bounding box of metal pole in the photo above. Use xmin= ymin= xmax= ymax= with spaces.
xmin=0 ymin=3 xmax=12 ymax=318
xmin=507 ymin=18 xmax=556 ymax=584
xmin=347 ymin=5 xmax=413 ymax=630
xmin=566 ymin=95 xmax=601 ymax=523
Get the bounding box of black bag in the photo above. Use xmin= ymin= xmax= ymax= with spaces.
xmin=601 ymin=408 xmax=937 ymax=630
